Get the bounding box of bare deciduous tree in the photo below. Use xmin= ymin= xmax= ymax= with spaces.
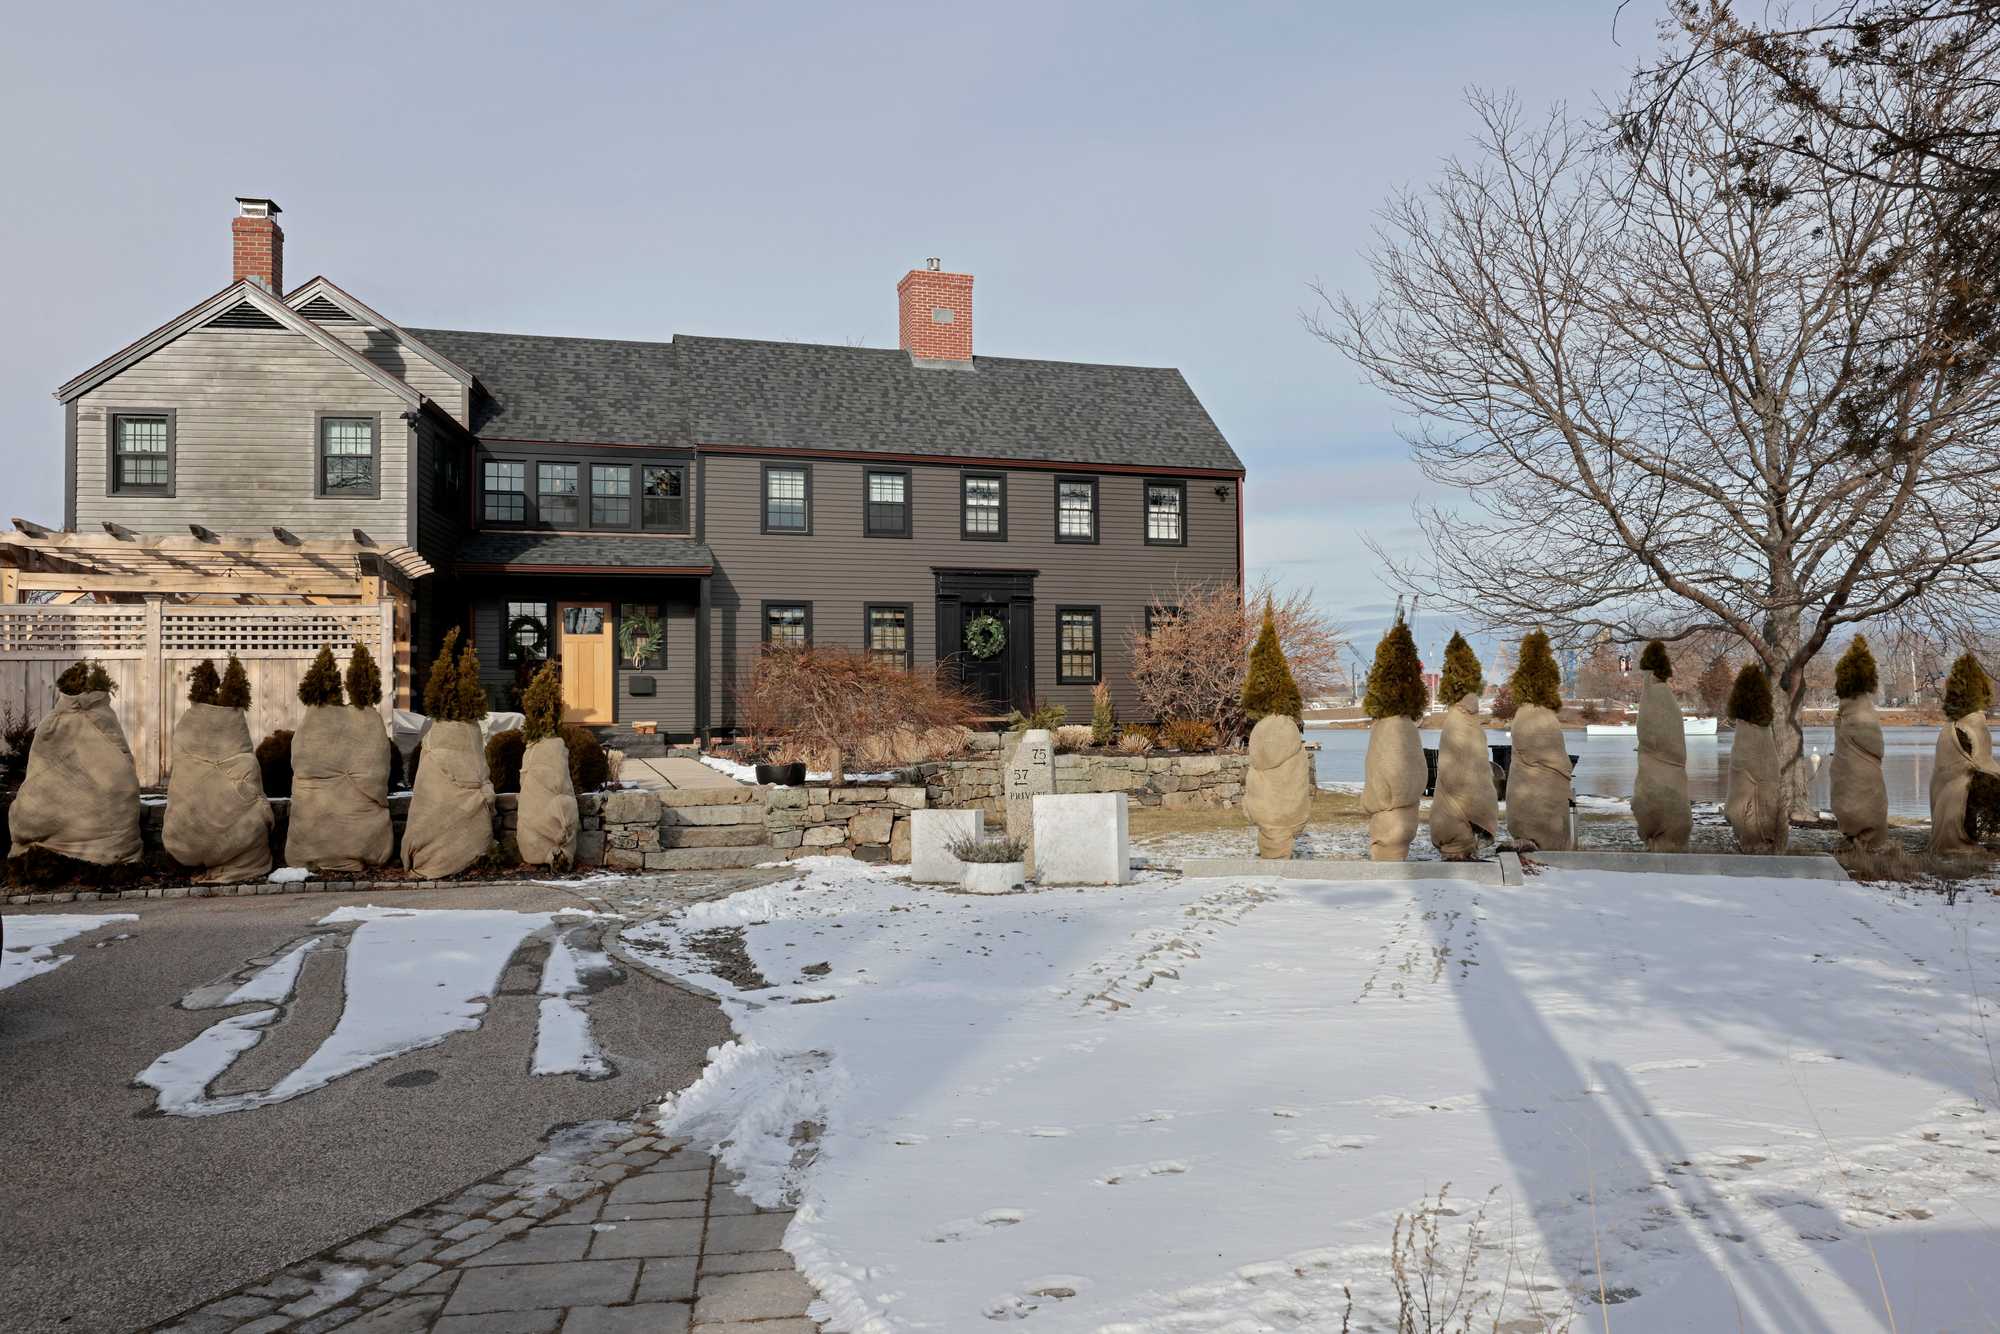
xmin=1314 ymin=57 xmax=2000 ymax=814
xmin=1129 ymin=577 xmax=1348 ymax=733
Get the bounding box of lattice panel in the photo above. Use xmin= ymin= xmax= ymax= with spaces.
xmin=0 ymin=607 xmax=148 ymax=655
xmin=159 ymin=608 xmax=382 ymax=656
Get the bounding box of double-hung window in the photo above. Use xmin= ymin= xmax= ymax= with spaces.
xmin=591 ymin=464 xmax=632 ymax=527
xmin=110 ymin=412 xmax=172 ymax=494
xmin=537 ymin=463 xmax=579 ymax=527
xmin=865 ymin=603 xmax=912 ymax=668
xmin=319 ymin=416 xmax=377 ymax=497
xmin=641 ymin=463 xmax=688 ymax=532
xmin=1057 ymin=607 xmax=1101 ymax=684
xmin=1145 ymin=604 xmax=1181 ymax=638
xmin=1055 ymin=477 xmax=1097 ymax=543
xmin=961 ymin=472 xmax=1005 ymax=540
xmin=482 ymin=460 xmax=527 ymax=523
xmin=1144 ymin=479 xmax=1187 ymax=545
xmin=864 ymin=469 xmax=910 ymax=537
xmin=763 ymin=465 xmax=810 ymax=533
xmin=763 ymin=602 xmax=811 ymax=647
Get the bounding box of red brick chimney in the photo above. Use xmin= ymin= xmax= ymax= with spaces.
xmin=232 ymin=197 xmax=284 ymax=293
xmin=897 ymin=259 xmax=973 ymax=362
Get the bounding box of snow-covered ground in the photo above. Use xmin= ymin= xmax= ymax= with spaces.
xmin=626 ymin=858 xmax=2000 ymax=1332
xmin=1 ymin=912 xmax=137 ymax=991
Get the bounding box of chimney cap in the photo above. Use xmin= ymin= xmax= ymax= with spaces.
xmin=235 ymin=197 xmax=282 ymax=218
xmin=925 ymin=257 xmax=941 ymax=272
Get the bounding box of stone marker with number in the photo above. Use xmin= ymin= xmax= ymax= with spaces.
xmin=1004 ymin=729 xmax=1055 ymax=876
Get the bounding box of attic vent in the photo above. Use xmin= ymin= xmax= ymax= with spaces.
xmin=206 ymin=301 xmax=287 ymax=331
xmin=298 ymin=295 xmax=355 ymax=323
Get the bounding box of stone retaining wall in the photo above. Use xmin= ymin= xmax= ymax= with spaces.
xmin=918 ymin=745 xmax=1248 ymax=812
xmin=765 ymin=783 xmax=926 ymax=860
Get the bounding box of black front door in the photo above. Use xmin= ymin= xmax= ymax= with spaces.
xmin=935 ymin=568 xmax=1038 ymax=717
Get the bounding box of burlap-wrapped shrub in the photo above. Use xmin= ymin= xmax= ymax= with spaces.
xmin=1930 ymin=652 xmax=1999 ymax=855
xmin=1724 ymin=664 xmax=1788 ymax=854
xmin=163 ymin=655 xmax=272 ymax=883
xmin=287 ymin=645 xmax=393 ymax=874
xmin=1429 ymin=633 xmax=1497 ymax=860
xmin=404 ymin=630 xmax=496 ymax=879
xmin=1631 ymin=641 xmax=1691 ymax=853
xmin=1831 ymin=637 xmax=1889 ymax=851
xmin=516 ymin=661 xmax=578 ymax=868
xmin=1505 ymin=631 xmax=1572 ymax=851
xmin=1361 ymin=622 xmax=1426 ymax=860
xmin=7 ymin=660 xmax=141 ymax=867
xmin=1243 ymin=713 xmax=1311 ymax=858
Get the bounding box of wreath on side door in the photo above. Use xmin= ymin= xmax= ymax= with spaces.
xmin=965 ymin=613 xmax=1006 ymax=660
xmin=506 ymin=614 xmax=550 ymax=662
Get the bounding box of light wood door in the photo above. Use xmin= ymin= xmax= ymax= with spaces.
xmin=557 ymin=602 xmax=613 ymax=724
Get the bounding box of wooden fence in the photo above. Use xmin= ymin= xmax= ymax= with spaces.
xmin=0 ymin=603 xmax=393 ymax=785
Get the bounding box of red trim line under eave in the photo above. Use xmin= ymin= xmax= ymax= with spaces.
xmin=697 ymin=441 xmax=1246 ymax=480
xmin=456 ymin=563 xmax=712 ymax=576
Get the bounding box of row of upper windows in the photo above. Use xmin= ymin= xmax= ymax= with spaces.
xmin=480 ymin=459 xmax=688 ymax=533
xmin=758 ymin=465 xmax=1190 ymax=546
xmin=105 ymin=412 xmax=380 ymax=498
xmin=756 ymin=601 xmax=1172 ymax=685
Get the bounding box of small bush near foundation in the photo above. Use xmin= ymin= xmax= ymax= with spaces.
xmin=1006 ymin=702 xmax=1067 ymax=733
xmin=218 ymin=654 xmax=252 ymax=709
xmin=187 ymin=659 xmax=222 ymax=706
xmin=947 ymin=833 xmax=1028 ymax=863
xmin=560 ymin=725 xmax=610 ymax=793
xmin=1091 ymin=682 xmax=1117 ymax=746
xmin=1728 ymin=663 xmax=1774 ymax=726
xmin=1053 ymin=724 xmax=1096 ymax=753
xmin=485 ymin=729 xmax=526 ymax=794
xmin=255 ymin=729 xmax=294 ymax=798
xmin=1834 ymin=637 xmax=1878 ymax=700
xmin=1159 ymin=718 xmax=1218 ymax=753
xmin=521 ymin=661 xmax=563 ymax=745
xmin=743 ymin=645 xmax=977 ymax=780
xmin=1944 ymin=651 xmax=1993 ymax=719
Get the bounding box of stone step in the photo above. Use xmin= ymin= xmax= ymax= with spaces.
xmin=646 ymin=845 xmax=774 ymax=871
xmin=662 ymin=825 xmax=768 ymax=849
xmin=657 ymin=786 xmax=763 ymax=808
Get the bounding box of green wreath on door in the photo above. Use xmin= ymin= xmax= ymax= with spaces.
xmin=964 ymin=613 xmax=1006 ymax=660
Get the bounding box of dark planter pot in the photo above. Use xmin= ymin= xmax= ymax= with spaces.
xmin=755 ymin=762 xmax=807 ymax=786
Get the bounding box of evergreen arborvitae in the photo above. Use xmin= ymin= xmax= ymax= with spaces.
xmin=522 ymin=661 xmax=563 ymax=744
xmin=1438 ymin=632 xmax=1482 ymax=705
xmin=298 ymin=646 xmax=345 ymax=707
xmin=1834 ymin=637 xmax=1878 ymax=701
xmin=1728 ymin=663 xmax=1774 ymax=726
xmin=218 ymin=654 xmax=251 ymax=709
xmin=424 ymin=628 xmax=463 ymax=718
xmin=187 ymin=659 xmax=221 ymax=707
xmin=55 ymin=660 xmax=90 ymax=695
xmin=1510 ymin=630 xmax=1562 ymax=711
xmin=1242 ymin=602 xmax=1304 ymax=723
xmin=1639 ymin=640 xmax=1672 ymax=682
xmin=85 ymin=661 xmax=115 ymax=695
xmin=345 ymin=642 xmax=383 ymax=710
xmin=453 ymin=638 xmax=489 ymax=722
xmin=1364 ymin=621 xmax=1428 ymax=721
xmin=1943 ymin=652 xmax=1993 ymax=719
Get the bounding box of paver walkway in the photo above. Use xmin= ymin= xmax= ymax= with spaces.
xmin=621 ymin=758 xmax=742 ymax=794
xmin=157 ymin=1118 xmax=819 ymax=1334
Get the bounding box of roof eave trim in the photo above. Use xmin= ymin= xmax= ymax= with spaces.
xmin=55 ymin=281 xmax=422 ymax=407
xmin=456 ymin=562 xmax=713 ymax=576
xmin=693 ymin=440 xmax=1245 ymax=478
xmin=285 ymin=277 xmax=478 ymax=388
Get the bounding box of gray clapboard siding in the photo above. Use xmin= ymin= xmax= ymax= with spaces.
xmin=703 ymin=455 xmax=1237 ymax=726
xmin=320 ymin=324 xmax=469 ymax=425
xmin=73 ymin=328 xmax=411 ymax=542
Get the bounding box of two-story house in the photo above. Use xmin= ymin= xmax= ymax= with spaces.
xmin=37 ymin=198 xmax=1245 ymax=742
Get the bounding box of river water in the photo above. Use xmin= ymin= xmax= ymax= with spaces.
xmin=1307 ymin=724 xmax=1942 ymax=817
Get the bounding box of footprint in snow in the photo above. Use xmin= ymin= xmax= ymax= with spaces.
xmin=1098 ymin=1160 xmax=1189 ymax=1185
xmin=929 ymin=1208 xmax=1026 ymax=1243
xmin=1026 ymin=1126 xmax=1071 ymax=1138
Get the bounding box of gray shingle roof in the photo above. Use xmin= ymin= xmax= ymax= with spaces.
xmin=405 ymin=328 xmax=1242 ymax=473
xmin=457 ymin=531 xmax=713 ymax=571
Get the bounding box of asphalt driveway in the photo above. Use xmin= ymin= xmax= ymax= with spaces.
xmin=0 ymin=884 xmax=730 ymax=1333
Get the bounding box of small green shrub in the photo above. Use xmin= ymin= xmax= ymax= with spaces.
xmin=346 ymin=642 xmax=383 ymax=710
xmin=560 ymin=724 xmax=610 ymax=793
xmin=187 ymin=659 xmax=221 ymax=707
xmin=1943 ymin=652 xmax=1993 ymax=720
xmin=299 ymin=647 xmax=344 ymax=707
xmin=1834 ymin=637 xmax=1878 ymax=700
xmin=1639 ymin=640 xmax=1672 ymax=682
xmin=1006 ymin=702 xmax=1067 ymax=733
xmin=1364 ymin=622 xmax=1427 ymax=721
xmin=217 ymin=654 xmax=251 ymax=709
xmin=522 ymin=661 xmax=563 ymax=744
xmin=1 ymin=706 xmax=33 ymax=777
xmin=485 ymin=728 xmax=525 ymax=794
xmin=55 ymin=659 xmax=117 ymax=697
xmin=1159 ymin=718 xmax=1218 ymax=752
xmin=1438 ymin=632 xmax=1482 ymax=705
xmin=1510 ymin=631 xmax=1562 ymax=712
xmin=1090 ymin=682 xmax=1117 ymax=746
xmin=1242 ymin=602 xmax=1304 ymax=724
xmin=1728 ymin=663 xmax=1775 ymax=726
xmin=255 ymin=729 xmax=294 ymax=798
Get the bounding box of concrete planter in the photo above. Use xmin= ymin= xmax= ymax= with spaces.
xmin=961 ymin=861 xmax=1025 ymax=894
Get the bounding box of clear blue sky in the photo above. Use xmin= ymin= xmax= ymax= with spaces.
xmin=0 ymin=1 xmax=1637 ymax=658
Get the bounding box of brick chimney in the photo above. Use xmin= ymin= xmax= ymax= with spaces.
xmin=232 ymin=197 xmax=284 ymax=293
xmin=897 ymin=259 xmax=973 ymax=362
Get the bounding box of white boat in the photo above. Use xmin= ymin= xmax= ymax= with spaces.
xmin=1585 ymin=716 xmax=1719 ymax=736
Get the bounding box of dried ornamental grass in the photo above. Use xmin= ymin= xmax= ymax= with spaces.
xmin=1053 ymin=724 xmax=1096 ymax=753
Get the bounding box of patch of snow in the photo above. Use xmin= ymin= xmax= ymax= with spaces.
xmin=631 ymin=857 xmax=2000 ymax=1331
xmin=267 ymin=866 xmax=311 ymax=883
xmin=224 ymin=935 xmax=321 ymax=1004
xmin=699 ymin=754 xmax=899 ymax=785
xmin=533 ymin=930 xmax=614 ymax=1079
xmin=1 ymin=913 xmax=138 ymax=991
xmin=1573 ymin=793 xmax=1634 ymax=814
xmin=137 ymin=1010 xmax=279 ymax=1115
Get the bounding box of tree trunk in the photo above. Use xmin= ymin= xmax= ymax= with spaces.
xmin=1765 ymin=609 xmax=1818 ymax=822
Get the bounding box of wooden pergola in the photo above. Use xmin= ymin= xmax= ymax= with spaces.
xmin=0 ymin=518 xmax=432 ymax=605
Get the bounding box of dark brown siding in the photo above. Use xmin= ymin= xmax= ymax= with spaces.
xmin=703 ymin=455 xmax=1239 ymax=727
